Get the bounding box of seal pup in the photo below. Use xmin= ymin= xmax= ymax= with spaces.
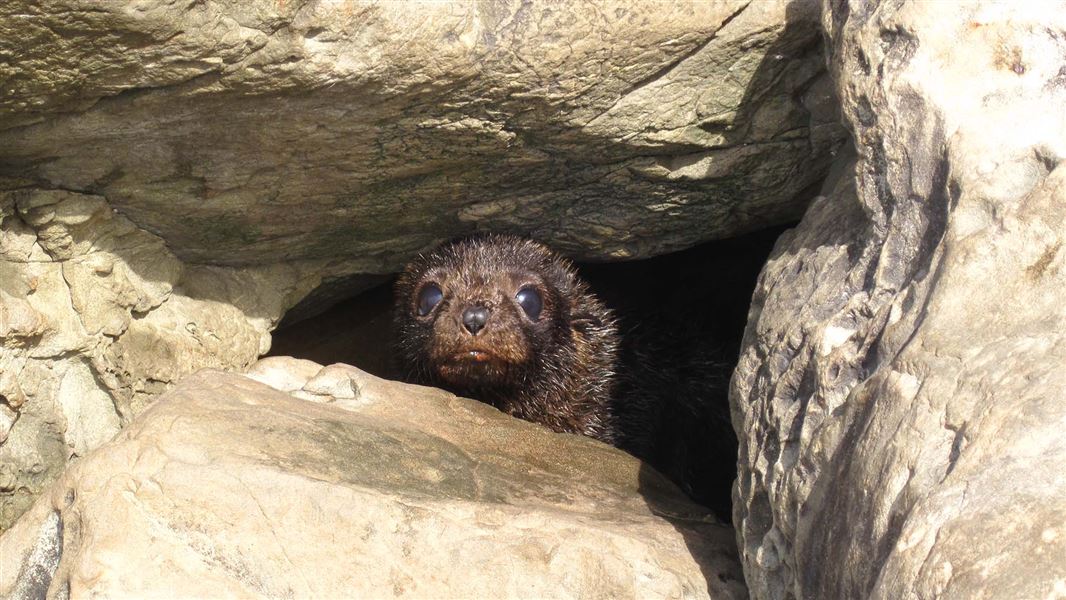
xmin=394 ymin=234 xmax=736 ymax=518
xmin=394 ymin=234 xmax=619 ymax=442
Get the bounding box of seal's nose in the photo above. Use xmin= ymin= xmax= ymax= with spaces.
xmin=462 ymin=306 xmax=490 ymax=335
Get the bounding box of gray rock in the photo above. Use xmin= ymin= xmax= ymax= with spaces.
xmin=0 ymin=0 xmax=843 ymax=265
xmin=732 ymin=2 xmax=1066 ymax=598
xmin=0 ymin=364 xmax=746 ymax=599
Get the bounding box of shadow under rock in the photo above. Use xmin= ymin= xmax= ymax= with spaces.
xmin=638 ymin=464 xmax=748 ymax=598
xmin=622 ymin=0 xmax=845 ymax=592
xmin=268 ymin=278 xmax=400 ymax=379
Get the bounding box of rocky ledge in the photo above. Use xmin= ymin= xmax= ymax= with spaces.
xmin=0 ymin=358 xmax=745 ymax=599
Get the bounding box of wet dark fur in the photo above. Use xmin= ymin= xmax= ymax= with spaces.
xmin=394 ymin=234 xmax=735 ymax=516
xmin=394 ymin=234 xmax=619 ymax=441
xmin=612 ymin=316 xmax=737 ymax=517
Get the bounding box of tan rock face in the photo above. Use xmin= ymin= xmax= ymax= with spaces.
xmin=0 ymin=0 xmax=842 ymax=265
xmin=0 ymin=190 xmax=321 ymax=530
xmin=732 ymin=2 xmax=1066 ymax=598
xmin=1 ymin=361 xmax=746 ymax=599
xmin=0 ymin=0 xmax=844 ymax=530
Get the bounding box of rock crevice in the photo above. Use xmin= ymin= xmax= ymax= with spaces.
xmin=0 ymin=0 xmax=844 ymax=530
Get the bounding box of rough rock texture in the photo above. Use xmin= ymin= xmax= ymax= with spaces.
xmin=0 ymin=0 xmax=843 ymax=264
xmin=0 ymin=0 xmax=845 ymax=530
xmin=732 ymin=2 xmax=1066 ymax=599
xmin=0 ymin=360 xmax=746 ymax=599
xmin=0 ymin=189 xmax=324 ymax=530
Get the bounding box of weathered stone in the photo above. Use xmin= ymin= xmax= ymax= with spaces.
xmin=0 ymin=405 xmax=14 ymax=444
xmin=244 ymin=355 xmax=325 ymax=393
xmin=55 ymin=360 xmax=121 ymax=459
xmin=0 ymin=365 xmax=746 ymax=599
xmin=0 ymin=190 xmax=322 ymax=530
xmin=0 ymin=0 xmax=843 ymax=265
xmin=732 ymin=2 xmax=1066 ymax=598
xmin=0 ymin=0 xmax=847 ymax=530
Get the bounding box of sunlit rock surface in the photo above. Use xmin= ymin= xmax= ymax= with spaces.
xmin=0 ymin=0 xmax=844 ymax=529
xmin=1 ymin=361 xmax=745 ymax=599
xmin=0 ymin=190 xmax=322 ymax=529
xmin=732 ymin=2 xmax=1066 ymax=598
xmin=0 ymin=1 xmax=841 ymax=264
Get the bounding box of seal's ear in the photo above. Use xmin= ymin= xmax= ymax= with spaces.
xmin=566 ymin=293 xmax=618 ymax=346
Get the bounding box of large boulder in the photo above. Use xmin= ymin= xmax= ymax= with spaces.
xmin=0 ymin=0 xmax=845 ymax=530
xmin=732 ymin=1 xmax=1066 ymax=598
xmin=0 ymin=359 xmax=745 ymax=599
xmin=0 ymin=0 xmax=842 ymax=264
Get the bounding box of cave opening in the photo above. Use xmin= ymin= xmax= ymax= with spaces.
xmin=268 ymin=224 xmax=789 ymax=520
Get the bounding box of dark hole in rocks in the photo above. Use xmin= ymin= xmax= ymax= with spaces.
xmin=269 ymin=224 xmax=789 ymax=519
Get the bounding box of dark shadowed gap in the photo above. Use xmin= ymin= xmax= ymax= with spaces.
xmin=269 ymin=281 xmax=398 ymax=379
xmin=581 ymin=226 xmax=790 ymax=523
xmin=267 ymin=224 xmax=790 ymax=524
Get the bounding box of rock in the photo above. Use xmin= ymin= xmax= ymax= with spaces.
xmin=0 ymin=364 xmax=746 ymax=599
xmin=0 ymin=0 xmax=846 ymax=530
xmin=0 ymin=0 xmax=844 ymax=265
xmin=0 ymin=190 xmax=322 ymax=530
xmin=244 ymin=355 xmax=326 ymax=393
xmin=732 ymin=2 xmax=1066 ymax=598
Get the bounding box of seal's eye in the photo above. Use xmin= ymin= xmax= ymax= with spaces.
xmin=515 ymin=286 xmax=542 ymax=321
xmin=416 ymin=284 xmax=443 ymax=316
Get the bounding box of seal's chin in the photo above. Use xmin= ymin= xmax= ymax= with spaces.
xmin=446 ymin=348 xmax=499 ymax=364
xmin=436 ymin=349 xmax=513 ymax=387
xmin=465 ymin=350 xmax=492 ymax=363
